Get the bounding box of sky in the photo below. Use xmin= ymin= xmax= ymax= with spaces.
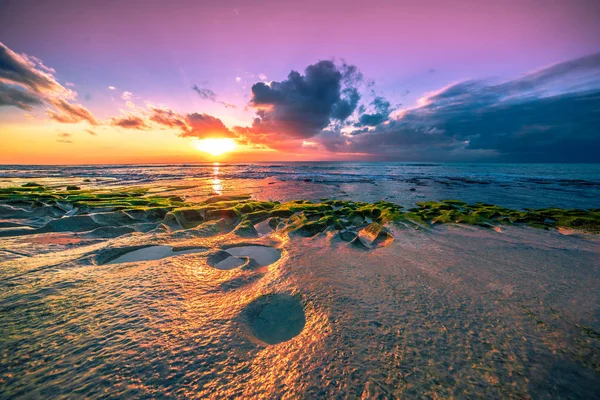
xmin=1 ymin=0 xmax=600 ymax=164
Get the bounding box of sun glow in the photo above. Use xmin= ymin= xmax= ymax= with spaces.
xmin=194 ymin=138 xmax=236 ymax=156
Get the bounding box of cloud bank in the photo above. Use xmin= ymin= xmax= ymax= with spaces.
xmin=0 ymin=42 xmax=98 ymax=125
xmin=3 ymin=40 xmax=599 ymax=162
xmin=242 ymin=60 xmax=362 ymax=145
xmin=315 ymin=52 xmax=600 ymax=162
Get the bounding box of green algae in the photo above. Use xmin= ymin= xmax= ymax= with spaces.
xmin=1 ymin=186 xmax=599 ymax=239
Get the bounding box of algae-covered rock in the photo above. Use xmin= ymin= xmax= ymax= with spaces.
xmin=203 ymin=194 xmax=251 ymax=204
xmin=170 ymin=208 xmax=205 ymax=228
xmin=205 ymin=207 xmax=240 ymax=222
xmin=290 ymin=220 xmax=328 ymax=237
xmin=233 ymin=220 xmax=259 ymax=237
xmin=358 ymin=222 xmax=394 ymax=246
xmin=66 ymin=185 xmax=81 ymax=191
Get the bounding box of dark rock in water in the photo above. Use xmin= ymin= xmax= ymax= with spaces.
xmin=303 ymin=178 xmax=312 ymax=182
xmin=242 ymin=294 xmax=306 ymax=345
xmin=409 ymin=188 xmax=416 ymax=191
xmin=338 ymin=229 xmax=357 ymax=242
xmin=83 ymin=179 xmax=91 ymax=182
xmin=66 ymin=185 xmax=80 ymax=190
xmin=233 ymin=220 xmax=259 ymax=237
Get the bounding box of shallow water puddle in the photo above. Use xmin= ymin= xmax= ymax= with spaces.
xmin=107 ymin=245 xmax=208 ymax=264
xmin=214 ymin=245 xmax=281 ymax=269
xmin=242 ymin=294 xmax=306 ymax=345
xmin=224 ymin=245 xmax=281 ymax=266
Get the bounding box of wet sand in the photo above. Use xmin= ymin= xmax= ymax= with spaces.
xmin=1 ymin=184 xmax=599 ymax=398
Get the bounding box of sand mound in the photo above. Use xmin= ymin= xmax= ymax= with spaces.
xmin=242 ymin=294 xmax=306 ymax=345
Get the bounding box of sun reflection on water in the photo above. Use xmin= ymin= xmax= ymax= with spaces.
xmin=212 ymin=162 xmax=222 ymax=195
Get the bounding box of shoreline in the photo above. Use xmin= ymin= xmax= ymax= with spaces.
xmin=1 ymin=182 xmax=599 ymax=398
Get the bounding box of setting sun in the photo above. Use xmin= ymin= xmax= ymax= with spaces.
xmin=194 ymin=138 xmax=236 ymax=156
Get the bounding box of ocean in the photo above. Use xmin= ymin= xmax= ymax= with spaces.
xmin=1 ymin=162 xmax=599 ymax=210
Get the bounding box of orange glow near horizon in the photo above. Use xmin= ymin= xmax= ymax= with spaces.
xmin=194 ymin=138 xmax=237 ymax=156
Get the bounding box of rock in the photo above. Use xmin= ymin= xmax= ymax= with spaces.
xmin=205 ymin=207 xmax=240 ymax=222
xmin=171 ymin=208 xmax=205 ymax=228
xmin=349 ymin=236 xmax=370 ymax=250
xmin=338 ymin=229 xmax=357 ymax=242
xmin=203 ymin=195 xmax=251 ymax=204
xmin=358 ymin=222 xmax=394 ymax=246
xmin=292 ymin=221 xmax=327 ymax=237
xmin=233 ymin=220 xmax=259 ymax=237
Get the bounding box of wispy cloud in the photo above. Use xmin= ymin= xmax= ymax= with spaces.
xmin=110 ymin=114 xmax=149 ymax=130
xmin=192 ymin=84 xmax=237 ymax=109
xmin=56 ymin=132 xmax=73 ymax=143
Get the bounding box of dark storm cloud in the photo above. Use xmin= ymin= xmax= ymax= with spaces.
xmin=319 ymin=52 xmax=600 ymax=162
xmin=247 ymin=60 xmax=363 ymax=140
xmin=356 ymin=96 xmax=393 ymax=126
xmin=0 ymin=83 xmax=43 ymax=110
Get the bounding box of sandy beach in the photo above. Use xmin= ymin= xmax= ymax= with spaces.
xmin=1 ymin=180 xmax=599 ymax=398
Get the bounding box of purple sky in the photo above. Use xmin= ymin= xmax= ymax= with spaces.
xmin=1 ymin=0 xmax=600 ymax=162
xmin=3 ymin=0 xmax=599 ymax=106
